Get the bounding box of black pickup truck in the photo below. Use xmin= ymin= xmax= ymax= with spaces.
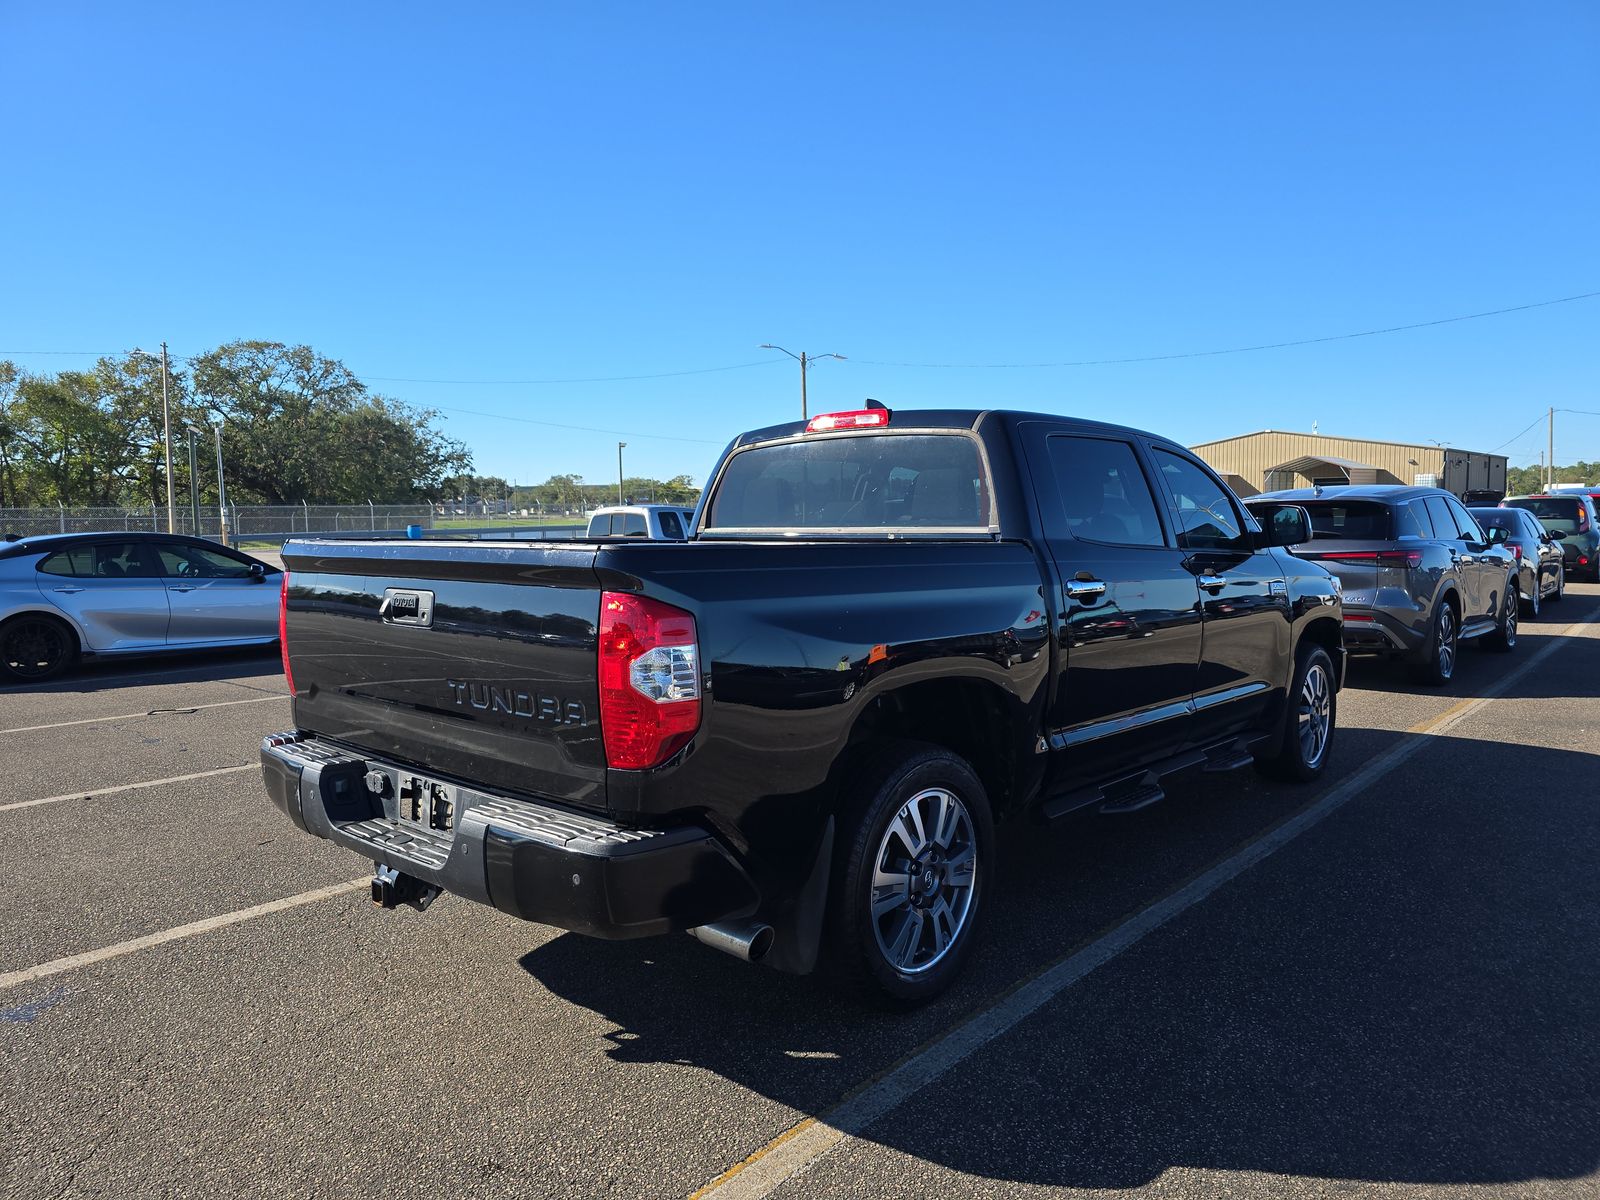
xmin=262 ymin=407 xmax=1344 ymax=1002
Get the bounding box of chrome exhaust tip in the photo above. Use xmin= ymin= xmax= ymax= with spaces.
xmin=688 ymin=920 xmax=775 ymax=963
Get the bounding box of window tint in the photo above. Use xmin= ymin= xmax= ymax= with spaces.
xmin=1423 ymin=497 xmax=1459 ymax=541
xmin=40 ymin=542 xmax=160 ymax=579
xmin=38 ymin=547 xmax=93 ymax=577
xmin=620 ymin=513 xmax=648 ymax=537
xmin=1153 ymin=449 xmax=1243 ymax=550
xmin=657 ymin=510 xmax=684 ymax=540
xmin=1395 ymin=502 xmax=1431 ymax=539
xmin=1444 ymin=497 xmax=1485 ymax=543
xmin=1505 ymin=497 xmax=1582 ymax=532
xmin=705 ymin=433 xmax=989 ymax=531
xmin=1045 ymin=436 xmax=1165 ymax=547
xmin=1295 ymin=501 xmax=1391 ymax=540
xmin=1471 ymin=509 xmax=1516 ymax=534
xmin=586 ymin=514 xmax=612 ymax=537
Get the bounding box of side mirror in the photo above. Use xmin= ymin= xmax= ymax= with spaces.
xmin=1548 ymin=530 xmax=1567 ymax=541
xmin=1485 ymin=526 xmax=1509 ymax=545
xmin=1247 ymin=503 xmax=1311 ymax=548
xmin=248 ymin=562 xmax=267 ymax=582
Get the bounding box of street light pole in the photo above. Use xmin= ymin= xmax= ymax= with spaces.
xmin=160 ymin=342 xmax=175 ymax=533
xmin=184 ymin=427 xmax=201 ymax=535
xmin=760 ymin=344 xmax=846 ymax=420
xmin=213 ymin=422 xmax=229 ymax=546
xmin=617 ymin=442 xmax=627 ymax=505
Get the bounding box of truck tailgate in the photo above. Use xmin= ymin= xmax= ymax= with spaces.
xmin=280 ymin=539 xmax=607 ymax=810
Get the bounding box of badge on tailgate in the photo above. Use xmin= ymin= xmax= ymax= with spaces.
xmin=381 ymin=587 xmax=435 ymax=627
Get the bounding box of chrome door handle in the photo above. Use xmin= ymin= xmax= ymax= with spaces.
xmin=1065 ymin=578 xmax=1106 ymax=601
xmin=169 ymin=585 xmax=196 ymax=593
xmin=1198 ymin=574 xmax=1228 ymax=592
xmin=52 ymin=586 xmax=84 ymax=594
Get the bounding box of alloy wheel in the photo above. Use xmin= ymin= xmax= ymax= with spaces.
xmin=1 ymin=619 xmax=69 ymax=680
xmin=1297 ymin=661 xmax=1332 ymax=769
xmin=870 ymin=787 xmax=978 ymax=975
xmin=1436 ymin=606 xmax=1457 ymax=680
xmin=1502 ymin=594 xmax=1518 ymax=647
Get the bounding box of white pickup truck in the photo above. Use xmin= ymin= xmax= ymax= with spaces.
xmin=584 ymin=505 xmax=697 ymax=540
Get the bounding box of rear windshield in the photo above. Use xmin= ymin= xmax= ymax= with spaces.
xmin=704 ymin=433 xmax=990 ymax=533
xmin=1294 ymin=501 xmax=1392 ymax=540
xmin=1505 ymin=497 xmax=1582 ymax=532
xmin=1471 ymin=509 xmax=1520 ymax=535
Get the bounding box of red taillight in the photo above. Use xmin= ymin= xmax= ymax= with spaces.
xmin=598 ymin=591 xmax=701 ymax=770
xmin=806 ymin=409 xmax=890 ymax=433
xmin=279 ymin=569 xmax=296 ymax=697
xmin=1307 ymin=549 xmax=1423 ymax=569
xmin=1509 ymin=545 xmax=1523 ymax=562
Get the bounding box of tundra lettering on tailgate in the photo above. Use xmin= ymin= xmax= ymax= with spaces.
xmin=445 ymin=679 xmax=587 ymax=726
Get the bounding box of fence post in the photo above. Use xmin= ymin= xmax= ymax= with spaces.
xmin=229 ymin=502 xmax=238 ymax=540
xmin=58 ymin=502 xmax=66 ymax=533
xmin=369 ymin=499 xmax=376 ymax=530
xmin=302 ymin=500 xmax=309 ymax=532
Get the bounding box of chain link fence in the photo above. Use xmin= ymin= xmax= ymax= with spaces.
xmin=0 ymin=504 xmax=584 ymax=545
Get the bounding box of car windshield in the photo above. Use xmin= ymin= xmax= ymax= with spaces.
xmin=1292 ymin=501 xmax=1391 ymax=540
xmin=704 ymin=433 xmax=990 ymax=533
xmin=1506 ymin=497 xmax=1582 ymax=533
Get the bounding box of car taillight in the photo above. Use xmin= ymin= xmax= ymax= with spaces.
xmin=1307 ymin=549 xmax=1423 ymax=569
xmin=806 ymin=409 xmax=890 ymax=432
xmin=279 ymin=569 xmax=296 ymax=697
xmin=598 ymin=591 xmax=700 ymax=770
xmin=1508 ymin=545 xmax=1523 ymax=561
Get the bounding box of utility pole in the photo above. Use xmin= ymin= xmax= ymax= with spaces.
xmin=760 ymin=345 xmax=846 ymax=420
xmin=1546 ymin=407 xmax=1555 ymax=490
xmin=617 ymin=443 xmax=627 ymax=505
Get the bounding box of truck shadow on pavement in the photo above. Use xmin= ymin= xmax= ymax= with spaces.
xmin=520 ymin=727 xmax=1600 ymax=1191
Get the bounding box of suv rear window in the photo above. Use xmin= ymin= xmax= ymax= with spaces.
xmin=704 ymin=433 xmax=990 ymax=533
xmin=1505 ymin=497 xmax=1583 ymax=533
xmin=1295 ymin=501 xmax=1391 ymax=540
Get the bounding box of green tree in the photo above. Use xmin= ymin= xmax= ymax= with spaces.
xmin=188 ymin=341 xmax=469 ymax=503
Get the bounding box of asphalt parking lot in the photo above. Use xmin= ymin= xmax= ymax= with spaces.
xmin=4 ymin=593 xmax=1598 ymax=1200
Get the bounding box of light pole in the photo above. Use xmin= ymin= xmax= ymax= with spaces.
xmin=132 ymin=343 xmax=177 ymax=532
xmin=212 ymin=422 xmax=229 ymax=545
xmin=184 ymin=426 xmax=201 ymax=535
xmin=617 ymin=442 xmax=627 ymax=505
xmin=760 ymin=344 xmax=845 ymax=420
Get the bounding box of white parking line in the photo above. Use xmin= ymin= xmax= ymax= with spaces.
xmin=689 ymin=606 xmax=1600 ymax=1200
xmin=0 ymin=879 xmax=369 ymax=992
xmin=0 ymin=692 xmax=289 ymax=735
xmin=0 ymin=764 xmax=257 ymax=814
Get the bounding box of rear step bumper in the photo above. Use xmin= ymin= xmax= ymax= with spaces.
xmin=260 ymin=733 xmax=759 ymax=939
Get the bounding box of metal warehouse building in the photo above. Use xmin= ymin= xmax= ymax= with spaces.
xmin=1191 ymin=430 xmax=1508 ymax=500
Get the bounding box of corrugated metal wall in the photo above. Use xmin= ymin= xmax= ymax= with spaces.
xmin=1190 ymin=431 xmax=1505 ymax=497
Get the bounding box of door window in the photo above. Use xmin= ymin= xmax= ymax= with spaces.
xmin=1394 ymin=502 xmax=1431 ymax=540
xmin=40 ymin=542 xmax=161 ymax=578
xmin=1045 ymin=436 xmax=1166 ymax=547
xmin=153 ymin=542 xmax=256 ymax=578
xmin=1153 ymin=450 xmax=1244 ymax=551
xmin=1443 ymin=497 xmax=1486 ymax=544
xmin=1423 ymin=497 xmax=1459 ymax=541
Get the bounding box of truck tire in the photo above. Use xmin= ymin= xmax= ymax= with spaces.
xmin=1483 ymin=579 xmax=1519 ymax=652
xmin=1409 ymin=598 xmax=1458 ymax=687
xmin=1255 ymin=643 xmax=1337 ymax=783
xmin=823 ymin=742 xmax=993 ymax=1006
xmin=0 ymin=613 xmax=78 ymax=684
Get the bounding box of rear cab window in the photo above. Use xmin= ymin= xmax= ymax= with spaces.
xmin=702 ymin=433 xmax=991 ymax=535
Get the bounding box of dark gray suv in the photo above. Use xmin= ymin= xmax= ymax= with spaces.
xmin=1248 ymin=485 xmax=1520 ymax=685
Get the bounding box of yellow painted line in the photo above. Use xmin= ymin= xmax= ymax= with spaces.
xmin=0 ymin=764 xmax=256 ymax=815
xmin=689 ymin=604 xmax=1600 ymax=1199
xmin=0 ymin=878 xmax=369 ymax=992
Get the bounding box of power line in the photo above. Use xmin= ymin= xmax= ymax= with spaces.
xmin=429 ymin=404 xmax=723 ymax=445
xmin=1488 ymin=412 xmax=1549 ymax=452
xmin=361 ymin=360 xmax=779 ymax=385
xmin=853 ymin=290 xmax=1600 ymax=369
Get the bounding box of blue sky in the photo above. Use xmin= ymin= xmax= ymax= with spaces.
xmin=3 ymin=3 xmax=1596 ymax=485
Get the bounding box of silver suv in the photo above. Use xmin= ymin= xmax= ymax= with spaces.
xmin=1248 ymin=485 xmax=1520 ymax=685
